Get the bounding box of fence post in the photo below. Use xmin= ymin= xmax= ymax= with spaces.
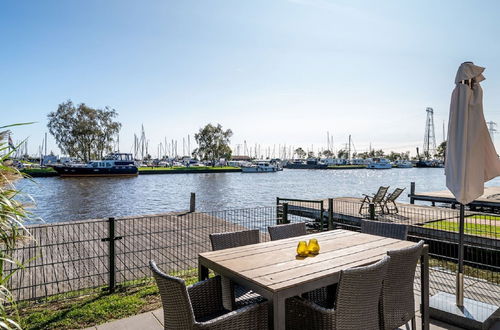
xmin=410 ymin=182 xmax=415 ymax=204
xmin=369 ymin=203 xmax=375 ymax=220
xmin=320 ymin=201 xmax=325 ymax=231
xmin=328 ymin=198 xmax=334 ymax=230
xmin=276 ymin=197 xmax=281 ymax=224
xmin=190 ymin=193 xmax=196 ymax=212
xmin=101 ymin=217 xmax=122 ymax=293
xmin=282 ymin=203 xmax=289 ymax=224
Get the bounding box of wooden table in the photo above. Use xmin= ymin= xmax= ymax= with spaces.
xmin=198 ymin=229 xmax=429 ymax=330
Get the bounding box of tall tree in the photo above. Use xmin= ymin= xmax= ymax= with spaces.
xmin=192 ymin=123 xmax=233 ymax=164
xmin=337 ymin=149 xmax=348 ymax=159
xmin=436 ymin=141 xmax=447 ymax=159
xmin=47 ymin=100 xmax=121 ymax=161
xmin=294 ymin=147 xmax=306 ymax=159
xmin=322 ymin=150 xmax=334 ymax=158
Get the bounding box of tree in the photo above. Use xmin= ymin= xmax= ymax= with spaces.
xmin=337 ymin=149 xmax=348 ymax=159
xmin=322 ymin=150 xmax=334 ymax=158
xmin=192 ymin=123 xmax=233 ymax=164
xmin=47 ymin=100 xmax=121 ymax=162
xmin=294 ymin=147 xmax=306 ymax=159
xmin=307 ymin=151 xmax=315 ymax=158
xmin=374 ymin=149 xmax=385 ymax=157
xmin=436 ymin=141 xmax=447 ymax=159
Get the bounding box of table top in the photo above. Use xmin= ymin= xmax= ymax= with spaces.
xmin=199 ymin=229 xmax=417 ymax=293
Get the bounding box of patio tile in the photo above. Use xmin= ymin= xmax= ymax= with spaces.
xmin=94 ymin=311 xmax=162 ymax=330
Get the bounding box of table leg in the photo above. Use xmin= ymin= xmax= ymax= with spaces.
xmin=420 ymin=245 xmax=430 ymax=330
xmin=273 ymin=295 xmax=286 ymax=330
xmin=198 ymin=261 xmax=209 ymax=281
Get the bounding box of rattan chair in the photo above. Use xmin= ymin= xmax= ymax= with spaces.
xmin=209 ymin=229 xmax=260 ymax=251
xmin=383 ymin=188 xmax=405 ymax=214
xmin=286 ymin=256 xmax=390 ymax=330
xmin=267 ymin=222 xmax=307 ymax=241
xmin=381 ymin=240 xmax=424 ymax=330
xmin=361 ymin=219 xmax=408 ymax=240
xmin=359 ymin=186 xmax=390 ymax=214
xmin=149 ymin=261 xmax=269 ymax=330
xmin=209 ymin=229 xmax=264 ymax=309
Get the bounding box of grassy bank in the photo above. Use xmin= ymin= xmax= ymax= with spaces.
xmin=20 ymin=269 xmax=199 ymax=330
xmin=423 ymin=220 xmax=500 ymax=238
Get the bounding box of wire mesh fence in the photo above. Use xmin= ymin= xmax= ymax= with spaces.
xmin=5 ymin=198 xmax=500 ymax=310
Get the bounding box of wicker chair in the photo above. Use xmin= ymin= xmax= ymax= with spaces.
xmin=267 ymin=222 xmax=306 ymax=241
xmin=286 ymin=256 xmax=391 ymax=330
xmin=361 ymin=219 xmax=408 ymax=240
xmin=150 ymin=261 xmax=269 ymax=330
xmin=209 ymin=229 xmax=264 ymax=309
xmin=381 ymin=240 xmax=425 ymax=330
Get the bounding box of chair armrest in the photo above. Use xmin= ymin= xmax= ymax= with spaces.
xmin=188 ymin=276 xmax=224 ymax=319
xmin=197 ymin=301 xmax=269 ymax=329
xmin=286 ymin=297 xmax=336 ymax=329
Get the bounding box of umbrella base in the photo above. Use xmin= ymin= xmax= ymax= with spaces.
xmin=429 ymin=292 xmax=499 ymax=330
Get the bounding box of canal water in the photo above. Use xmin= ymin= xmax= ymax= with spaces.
xmin=16 ymin=168 xmax=500 ymax=224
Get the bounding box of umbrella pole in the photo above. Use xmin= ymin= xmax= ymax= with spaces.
xmin=456 ymin=203 xmax=465 ymax=307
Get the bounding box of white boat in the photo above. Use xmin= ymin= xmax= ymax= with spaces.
xmin=241 ymin=162 xmax=278 ymax=173
xmin=366 ymin=158 xmax=392 ymax=169
xmin=393 ymin=160 xmax=413 ymax=168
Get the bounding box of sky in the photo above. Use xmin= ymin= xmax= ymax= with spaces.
xmin=3 ymin=0 xmax=500 ymax=158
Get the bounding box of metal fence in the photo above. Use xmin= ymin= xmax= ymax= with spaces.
xmin=6 ymin=198 xmax=500 ymax=310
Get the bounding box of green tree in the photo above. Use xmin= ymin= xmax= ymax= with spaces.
xmin=436 ymin=141 xmax=447 ymax=159
xmin=294 ymin=147 xmax=306 ymax=159
xmin=307 ymin=151 xmax=315 ymax=158
xmin=322 ymin=150 xmax=334 ymax=158
xmin=337 ymin=149 xmax=348 ymax=159
xmin=192 ymin=123 xmax=233 ymax=164
xmin=47 ymin=100 xmax=121 ymax=162
xmin=374 ymin=149 xmax=385 ymax=157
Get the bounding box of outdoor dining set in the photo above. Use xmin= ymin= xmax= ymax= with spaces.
xmin=149 ymin=220 xmax=429 ymax=330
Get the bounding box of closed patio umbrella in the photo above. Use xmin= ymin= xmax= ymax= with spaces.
xmin=445 ymin=61 xmax=500 ymax=306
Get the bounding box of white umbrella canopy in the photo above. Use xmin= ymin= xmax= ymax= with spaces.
xmin=445 ymin=62 xmax=500 ymax=205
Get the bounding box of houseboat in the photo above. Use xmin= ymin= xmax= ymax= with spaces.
xmin=366 ymin=158 xmax=392 ymax=169
xmin=52 ymin=153 xmax=138 ymax=177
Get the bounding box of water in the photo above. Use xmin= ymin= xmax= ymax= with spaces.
xmin=16 ymin=168 xmax=500 ymax=224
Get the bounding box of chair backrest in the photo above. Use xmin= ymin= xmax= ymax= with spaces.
xmin=361 ymin=219 xmax=408 ymax=240
xmin=209 ymin=229 xmax=260 ymax=251
xmin=149 ymin=260 xmax=195 ymax=329
xmin=267 ymin=222 xmax=307 ymax=241
xmin=382 ymin=240 xmax=425 ymax=330
xmin=373 ymin=186 xmax=390 ymax=203
xmin=386 ymin=188 xmax=405 ymax=202
xmin=335 ymin=256 xmax=390 ymax=329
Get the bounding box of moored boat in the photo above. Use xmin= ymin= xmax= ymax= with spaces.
xmin=52 ymin=153 xmax=138 ymax=177
xmin=241 ymin=161 xmax=279 ymax=173
xmin=393 ymin=159 xmax=413 ymax=168
xmin=366 ymin=158 xmax=392 ymax=169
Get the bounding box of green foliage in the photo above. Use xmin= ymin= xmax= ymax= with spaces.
xmin=47 ymin=100 xmax=121 ymax=162
xmin=294 ymin=148 xmax=306 ymax=159
xmin=20 ymin=269 xmax=200 ymax=330
xmin=423 ymin=220 xmax=499 ymax=238
xmin=336 ymin=149 xmax=348 ymax=159
xmin=435 ymin=141 xmax=447 ymax=159
xmin=321 ymin=150 xmax=334 ymax=158
xmin=192 ymin=124 xmax=232 ymax=163
xmin=0 ymin=124 xmax=34 ymax=330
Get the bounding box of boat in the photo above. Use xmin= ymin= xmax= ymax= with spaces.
xmin=366 ymin=158 xmax=392 ymax=169
xmin=393 ymin=160 xmax=413 ymax=168
xmin=415 ymin=159 xmax=444 ymax=168
xmin=284 ymin=158 xmax=328 ymax=169
xmin=52 ymin=153 xmax=138 ymax=177
xmin=241 ymin=161 xmax=279 ymax=173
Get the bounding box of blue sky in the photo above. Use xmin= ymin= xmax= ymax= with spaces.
xmin=3 ymin=0 xmax=500 ymax=157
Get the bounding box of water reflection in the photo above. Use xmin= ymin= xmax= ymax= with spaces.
xmin=16 ymin=168 xmax=500 ymax=224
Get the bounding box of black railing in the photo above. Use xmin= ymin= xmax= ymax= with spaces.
xmin=6 ymin=199 xmax=500 ymax=309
